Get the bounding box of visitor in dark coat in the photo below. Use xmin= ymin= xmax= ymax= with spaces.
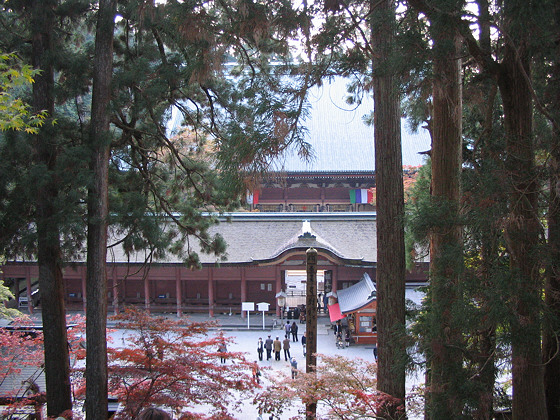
xmin=257 ymin=337 xmax=264 ymax=361
xmin=283 ymin=337 xmax=291 ymax=361
xmin=265 ymin=335 xmax=273 ymax=360
xmin=291 ymin=321 xmax=299 ymax=342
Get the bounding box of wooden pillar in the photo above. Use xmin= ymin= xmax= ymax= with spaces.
xmin=26 ymin=267 xmax=33 ymax=314
xmin=208 ymin=268 xmax=214 ymax=317
xmin=122 ymin=271 xmax=127 ymax=307
xmin=332 ymin=266 xmax=338 ymax=293
xmin=176 ymin=266 xmax=182 ymax=318
xmin=11 ymin=275 xmax=19 ymax=306
xmin=241 ymin=267 xmax=247 ymax=318
xmin=81 ymin=267 xmax=87 ymax=313
xmin=112 ymin=267 xmax=119 ymax=315
xmin=305 ymin=248 xmax=318 ymax=419
xmin=144 ymin=276 xmax=150 ymax=311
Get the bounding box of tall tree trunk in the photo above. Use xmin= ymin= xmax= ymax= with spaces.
xmin=371 ymin=0 xmax=406 ymax=417
xmin=497 ymin=9 xmax=547 ymax=417
xmin=426 ymin=14 xmax=464 ymax=419
xmin=544 ymin=124 xmax=560 ymax=419
xmin=31 ymin=0 xmax=72 ymax=416
xmin=85 ymin=1 xmax=116 ymax=419
xmin=305 ymin=248 xmax=318 ymax=420
xmin=471 ymin=3 xmax=497 ymax=418
xmin=543 ymin=4 xmax=560 ymax=417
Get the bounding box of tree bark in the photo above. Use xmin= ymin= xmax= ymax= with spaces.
xmin=544 ymin=135 xmax=560 ymax=420
xmin=85 ymin=1 xmax=116 ymax=419
xmin=496 ymin=3 xmax=546 ymax=417
xmin=543 ymin=4 xmax=560 ymax=417
xmin=305 ymin=248 xmax=318 ymax=419
xmin=543 ymin=16 xmax=560 ymax=420
xmin=31 ymin=0 xmax=73 ymax=416
xmin=427 ymin=15 xmax=464 ymax=419
xmin=471 ymin=3 xmax=498 ymax=418
xmin=371 ymin=0 xmax=406 ymax=416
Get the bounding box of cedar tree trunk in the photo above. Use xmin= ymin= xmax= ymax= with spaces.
xmin=371 ymin=0 xmax=406 ymax=417
xmin=427 ymin=17 xmax=464 ymax=420
xmin=543 ymin=4 xmax=560 ymax=417
xmin=31 ymin=0 xmax=73 ymax=416
xmin=85 ymin=1 xmax=116 ymax=419
xmin=498 ymin=27 xmax=547 ymax=420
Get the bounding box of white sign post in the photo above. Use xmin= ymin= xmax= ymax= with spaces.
xmin=257 ymin=302 xmax=270 ymax=330
xmin=242 ymin=302 xmax=255 ymax=329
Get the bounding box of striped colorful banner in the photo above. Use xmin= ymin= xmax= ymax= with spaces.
xmin=349 ymin=189 xmax=373 ymax=204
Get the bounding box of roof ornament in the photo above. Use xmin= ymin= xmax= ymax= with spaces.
xmin=299 ymin=220 xmax=316 ymax=239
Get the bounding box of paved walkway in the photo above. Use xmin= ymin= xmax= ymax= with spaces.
xmin=155 ymin=313 xmax=378 ymax=419
xmin=10 ymin=310 xmax=422 ymax=419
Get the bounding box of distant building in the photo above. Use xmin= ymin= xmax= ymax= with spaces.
xmin=1 ymin=79 xmax=430 ymax=317
xmin=247 ymin=77 xmax=430 ymax=213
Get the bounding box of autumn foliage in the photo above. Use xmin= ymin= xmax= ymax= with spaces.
xmin=0 ymin=317 xmax=44 ymax=419
xmin=105 ymin=307 xmax=258 ymax=420
xmin=254 ymin=354 xmax=403 ymax=419
xmin=368 ymin=166 xmax=421 ymax=207
xmin=0 ymin=314 xmax=85 ymax=419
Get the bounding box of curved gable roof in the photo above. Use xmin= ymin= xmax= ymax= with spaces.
xmin=338 ymin=272 xmax=377 ymax=313
xmin=265 ymin=219 xmax=346 ymax=261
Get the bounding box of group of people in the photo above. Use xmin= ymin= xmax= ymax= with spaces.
xmin=257 ymin=331 xmax=307 ymax=362
xmin=257 ymin=335 xmax=287 ymax=361
xmin=255 ymin=329 xmax=308 ymax=384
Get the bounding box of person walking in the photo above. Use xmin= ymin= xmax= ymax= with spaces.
xmin=302 ymin=331 xmax=306 ymax=356
xmin=265 ymin=335 xmax=273 ymax=361
xmin=283 ymin=336 xmax=291 ymax=361
xmin=218 ymin=341 xmax=227 ymax=364
xmin=273 ymin=336 xmax=282 ymax=361
xmin=334 ymin=320 xmax=342 ymax=337
xmin=290 ymin=357 xmax=298 ymax=379
xmin=291 ymin=321 xmax=298 ymax=342
xmin=257 ymin=337 xmax=264 ymax=361
xmin=253 ymin=362 xmax=261 ymax=384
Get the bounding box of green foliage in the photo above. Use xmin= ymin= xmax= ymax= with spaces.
xmin=0 ymin=0 xmax=312 ymax=270
xmin=0 ymin=264 xmax=19 ymax=319
xmin=404 ymin=161 xmax=431 ymax=268
xmin=0 ymin=52 xmax=47 ymax=133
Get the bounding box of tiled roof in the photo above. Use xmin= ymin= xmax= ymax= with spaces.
xmin=337 ymin=272 xmax=377 ymax=313
xmin=167 ymin=77 xmax=431 ymax=173
xmin=0 ymin=333 xmax=45 ymax=399
xmin=106 ymin=212 xmax=378 ymax=265
xmin=268 ymin=77 xmax=431 ymax=173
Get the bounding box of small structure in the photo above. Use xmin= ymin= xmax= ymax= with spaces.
xmin=328 ymin=273 xmax=377 ymax=344
xmin=0 ymin=327 xmax=46 ymax=419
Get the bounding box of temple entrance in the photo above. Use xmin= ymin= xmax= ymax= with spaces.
xmin=284 ymin=269 xmax=325 ymax=310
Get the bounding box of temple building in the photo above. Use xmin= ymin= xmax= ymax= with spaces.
xmin=1 ymin=78 xmax=430 ymax=317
